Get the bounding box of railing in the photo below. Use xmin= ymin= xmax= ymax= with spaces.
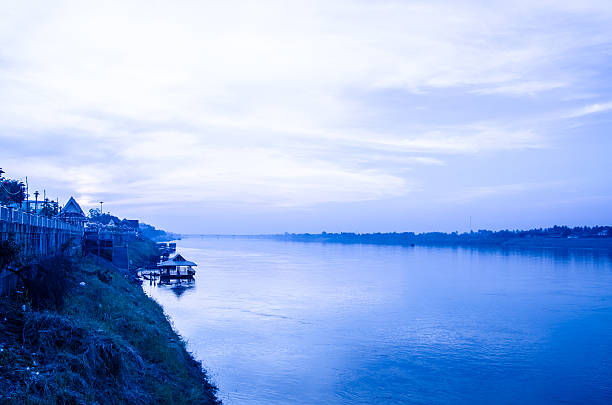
xmin=0 ymin=205 xmax=82 ymax=233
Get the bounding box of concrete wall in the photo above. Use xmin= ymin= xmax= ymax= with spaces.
xmin=0 ymin=205 xmax=84 ymax=296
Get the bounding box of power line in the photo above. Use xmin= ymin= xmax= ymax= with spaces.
xmin=0 ymin=181 xmax=24 ymax=196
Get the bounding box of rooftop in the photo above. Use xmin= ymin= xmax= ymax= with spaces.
xmin=158 ymin=253 xmax=197 ymax=267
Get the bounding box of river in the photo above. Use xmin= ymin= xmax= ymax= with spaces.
xmin=142 ymin=237 xmax=612 ymax=404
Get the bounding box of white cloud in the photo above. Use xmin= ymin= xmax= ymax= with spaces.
xmin=440 ymin=181 xmax=566 ymax=204
xmin=565 ymin=102 xmax=612 ymax=118
xmin=0 ymin=0 xmax=610 ymax=216
xmin=473 ymin=81 xmax=567 ymax=96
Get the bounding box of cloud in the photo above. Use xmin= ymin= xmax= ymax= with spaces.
xmin=1 ymin=128 xmax=413 ymax=208
xmin=0 ymin=0 xmax=611 ymax=220
xmin=473 ymin=81 xmax=567 ymax=96
xmin=440 ymin=182 xmax=566 ymax=204
xmin=565 ymin=102 xmax=612 ymax=118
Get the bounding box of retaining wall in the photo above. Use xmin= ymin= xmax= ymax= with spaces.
xmin=0 ymin=205 xmax=84 ymax=295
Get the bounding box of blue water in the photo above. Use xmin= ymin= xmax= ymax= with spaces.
xmin=142 ymin=238 xmax=612 ymax=404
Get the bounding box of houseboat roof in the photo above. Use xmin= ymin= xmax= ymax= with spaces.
xmin=158 ymin=253 xmax=197 ymax=267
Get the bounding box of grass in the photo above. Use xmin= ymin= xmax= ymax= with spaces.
xmin=127 ymin=238 xmax=161 ymax=269
xmin=0 ymin=253 xmax=220 ymax=404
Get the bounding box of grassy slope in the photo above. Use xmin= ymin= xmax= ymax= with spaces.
xmin=0 ymin=255 xmax=220 ymax=404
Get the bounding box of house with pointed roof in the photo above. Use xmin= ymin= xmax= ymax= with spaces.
xmin=60 ymin=197 xmax=87 ymax=227
xmin=106 ymin=217 xmax=120 ymax=228
xmin=158 ymin=253 xmax=197 ymax=268
xmin=157 ymin=253 xmax=197 ymax=281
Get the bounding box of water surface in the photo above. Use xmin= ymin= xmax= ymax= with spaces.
xmin=142 ymin=238 xmax=612 ymax=404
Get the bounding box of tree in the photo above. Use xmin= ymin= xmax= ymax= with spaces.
xmin=0 ymin=178 xmax=26 ymax=206
xmin=88 ymin=209 xmax=120 ymax=225
xmin=40 ymin=199 xmax=59 ymax=217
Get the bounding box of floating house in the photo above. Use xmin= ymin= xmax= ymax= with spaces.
xmin=157 ymin=253 xmax=197 ymax=281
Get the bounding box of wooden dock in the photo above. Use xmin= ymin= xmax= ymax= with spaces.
xmin=141 ymin=270 xmax=195 ymax=281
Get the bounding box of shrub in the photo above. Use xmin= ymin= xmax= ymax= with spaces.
xmin=0 ymin=238 xmax=20 ymax=271
xmin=19 ymin=256 xmax=76 ymax=310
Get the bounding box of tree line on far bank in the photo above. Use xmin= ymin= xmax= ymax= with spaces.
xmin=278 ymin=225 xmax=612 ymax=245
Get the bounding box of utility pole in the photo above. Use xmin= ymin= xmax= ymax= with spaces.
xmin=97 ymin=201 xmax=104 ymax=263
xmin=469 ymin=216 xmax=472 ymax=232
xmin=34 ymin=191 xmax=39 ymax=214
xmin=25 ymin=177 xmax=29 ymax=213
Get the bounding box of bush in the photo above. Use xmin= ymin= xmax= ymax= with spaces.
xmin=20 ymin=311 xmax=149 ymax=404
xmin=128 ymin=237 xmax=160 ymax=269
xmin=0 ymin=238 xmax=20 ymax=271
xmin=19 ymin=256 xmax=76 ymax=310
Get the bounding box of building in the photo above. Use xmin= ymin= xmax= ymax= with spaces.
xmin=157 ymin=253 xmax=197 ymax=281
xmin=60 ymin=197 xmax=87 ymax=227
xmin=123 ymin=219 xmax=139 ymax=230
xmin=83 ymin=214 xmax=141 ymax=268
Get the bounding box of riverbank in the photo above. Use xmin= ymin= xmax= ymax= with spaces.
xmin=0 ymin=244 xmax=220 ymax=404
xmin=266 ymin=232 xmax=612 ymax=250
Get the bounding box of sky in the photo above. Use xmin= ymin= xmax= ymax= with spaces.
xmin=1 ymin=0 xmax=612 ymax=234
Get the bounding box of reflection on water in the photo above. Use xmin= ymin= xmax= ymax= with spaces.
xmin=142 ymin=238 xmax=612 ymax=405
xmin=169 ymin=283 xmax=195 ymax=298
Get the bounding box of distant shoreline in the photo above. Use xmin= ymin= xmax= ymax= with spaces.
xmin=182 ymin=233 xmax=612 ymax=250
xmin=271 ymin=235 xmax=612 ymax=250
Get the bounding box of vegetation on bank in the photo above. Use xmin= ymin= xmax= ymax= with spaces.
xmin=138 ymin=222 xmax=182 ymax=242
xmin=87 ymin=209 xmax=180 ymax=242
xmin=0 ymin=247 xmax=219 ymax=404
xmin=274 ymin=225 xmax=612 ymax=247
xmin=128 ymin=237 xmax=163 ymax=269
